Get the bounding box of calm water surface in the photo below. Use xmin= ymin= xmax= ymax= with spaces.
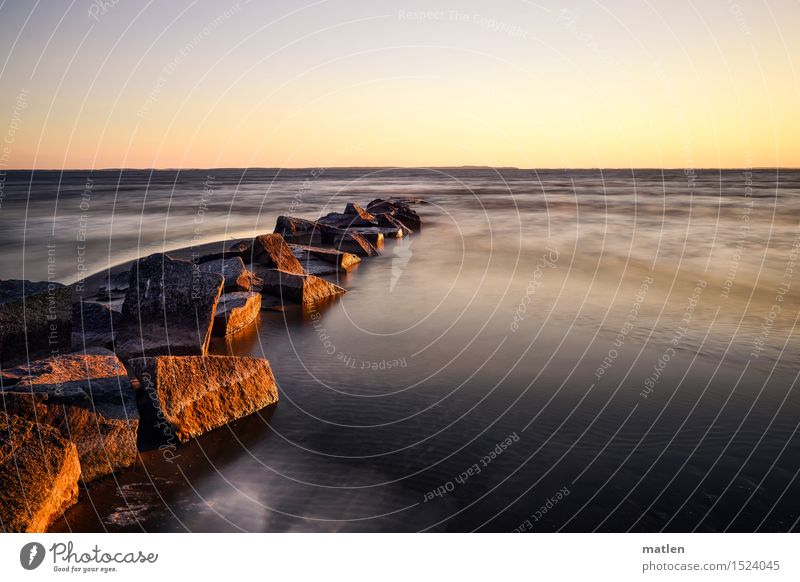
xmin=2 ymin=168 xmax=799 ymax=531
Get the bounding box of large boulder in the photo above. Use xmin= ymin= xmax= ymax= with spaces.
xmin=1 ymin=348 xmax=139 ymax=483
xmin=260 ymin=269 xmax=346 ymax=305
xmin=250 ymin=234 xmax=305 ymax=274
xmin=115 ymin=253 xmax=224 ymax=359
xmin=212 ymin=292 xmax=261 ymax=336
xmin=0 ymin=412 xmax=81 ymax=532
xmin=273 ymin=215 xmax=322 ymax=244
xmin=290 ymin=244 xmax=361 ymax=271
xmin=0 ymin=280 xmax=72 ymax=366
xmin=127 ymin=355 xmax=279 ymax=443
xmin=71 ymin=300 xmax=121 ymax=350
xmin=199 ymin=257 xmax=257 ymax=292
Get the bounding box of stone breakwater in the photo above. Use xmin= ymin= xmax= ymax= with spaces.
xmin=0 ymin=197 xmax=423 ymax=532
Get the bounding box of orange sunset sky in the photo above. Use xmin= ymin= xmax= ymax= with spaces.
xmin=0 ymin=0 xmax=798 ymax=169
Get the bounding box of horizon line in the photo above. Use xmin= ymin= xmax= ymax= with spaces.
xmin=2 ymin=165 xmax=798 ymax=172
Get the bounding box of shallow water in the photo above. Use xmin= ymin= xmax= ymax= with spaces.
xmin=3 ymin=167 xmax=799 ymax=531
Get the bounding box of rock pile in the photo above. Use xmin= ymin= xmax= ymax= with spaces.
xmin=0 ymin=197 xmax=422 ymax=531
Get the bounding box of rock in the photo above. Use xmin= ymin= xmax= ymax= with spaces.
xmin=229 ymin=240 xmax=251 ymax=254
xmin=260 ymin=294 xmax=288 ymax=312
xmin=250 ymin=234 xmax=305 ymax=274
xmin=194 ymin=241 xmax=249 ymax=265
xmin=376 ymin=213 xmax=412 ymax=235
xmin=212 ymin=292 xmax=261 ymax=336
xmin=260 ymin=269 xmax=346 ymax=304
xmin=97 ymin=270 xmax=130 ymax=296
xmin=0 ymin=412 xmax=81 ymax=532
xmin=199 ymin=257 xmax=257 ymax=292
xmin=0 ymin=280 xmax=72 ymax=366
xmin=389 ymin=196 xmax=426 ymax=205
xmin=344 ymin=202 xmax=372 ymax=217
xmin=287 ymin=254 xmax=340 ymax=276
xmin=318 ymin=210 xmax=376 ymax=228
xmin=367 ymin=198 xmax=422 ymax=232
xmin=1 ymin=348 xmax=139 ymax=483
xmin=346 ymin=228 xmax=385 ymax=247
xmin=71 ymin=300 xmax=120 ymax=350
xmin=116 ymin=253 xmax=224 ymax=359
xmin=127 ymin=355 xmax=279 ymax=443
xmin=274 ymin=215 xmax=322 ymax=244
xmin=290 ymin=244 xmax=361 ymax=271
xmin=320 ymin=227 xmax=380 ymax=257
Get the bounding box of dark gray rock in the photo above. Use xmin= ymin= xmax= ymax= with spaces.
xmin=273 ymin=215 xmax=322 ymax=244
xmin=346 ymin=228 xmax=386 ymax=246
xmin=290 ymin=244 xmax=361 ymax=271
xmin=376 ymin=213 xmax=414 ymax=235
xmin=320 ymin=227 xmax=380 ymax=257
xmin=367 ymin=198 xmax=422 ymax=232
xmin=318 ymin=209 xmax=377 ymax=228
xmin=115 ymin=253 xmax=224 ymax=359
xmin=71 ymin=300 xmax=121 ymax=350
xmin=199 ymin=257 xmax=257 ymax=292
xmin=0 ymin=280 xmax=72 ymax=366
xmin=96 ymin=270 xmax=131 ymax=296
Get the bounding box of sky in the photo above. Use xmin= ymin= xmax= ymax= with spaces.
xmin=0 ymin=0 xmax=797 ymax=169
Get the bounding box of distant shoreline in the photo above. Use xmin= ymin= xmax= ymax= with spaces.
xmin=2 ymin=166 xmax=799 ymax=172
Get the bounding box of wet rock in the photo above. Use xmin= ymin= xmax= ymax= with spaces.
xmin=1 ymin=348 xmax=139 ymax=483
xmin=199 ymin=257 xmax=257 ymax=292
xmin=0 ymin=412 xmax=81 ymax=532
xmin=346 ymin=228 xmax=385 ymax=247
xmin=260 ymin=269 xmax=346 ymax=304
xmin=212 ymin=292 xmax=261 ymax=336
xmin=194 ymin=241 xmax=250 ymax=264
xmin=274 ymin=215 xmax=322 ymax=244
xmin=260 ymin=294 xmax=288 ymax=312
xmin=376 ymin=213 xmax=412 ymax=235
xmin=320 ymin=227 xmax=380 ymax=257
xmin=250 ymin=233 xmax=305 ymax=274
xmin=344 ymin=202 xmax=373 ymax=217
xmin=127 ymin=355 xmax=279 ymax=443
xmin=229 ymin=240 xmax=251 ymax=254
xmin=389 ymin=196 xmax=426 ymax=205
xmin=290 ymin=244 xmax=361 ymax=271
xmin=0 ymin=280 xmax=72 ymax=366
xmin=71 ymin=300 xmax=121 ymax=350
xmin=97 ymin=270 xmax=131 ymax=296
xmin=115 ymin=253 xmax=224 ymax=359
xmin=367 ymin=198 xmax=422 ymax=232
xmin=318 ymin=209 xmax=377 ymax=228
xmin=287 ymin=254 xmax=340 ymax=276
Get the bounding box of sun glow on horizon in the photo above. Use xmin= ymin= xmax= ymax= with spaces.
xmin=1 ymin=0 xmax=797 ymax=170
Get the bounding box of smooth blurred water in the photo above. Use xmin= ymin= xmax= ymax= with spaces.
xmin=5 ymin=167 xmax=799 ymax=532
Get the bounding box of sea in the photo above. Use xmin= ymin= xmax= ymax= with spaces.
xmin=1 ymin=167 xmax=799 ymax=532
